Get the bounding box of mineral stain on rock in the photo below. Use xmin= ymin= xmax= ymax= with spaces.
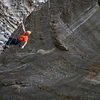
xmin=0 ymin=0 xmax=100 ymax=100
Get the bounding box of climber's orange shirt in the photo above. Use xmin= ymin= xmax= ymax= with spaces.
xmin=20 ymin=32 xmax=28 ymax=42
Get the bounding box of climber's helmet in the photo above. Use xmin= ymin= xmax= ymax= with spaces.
xmin=27 ymin=31 xmax=31 ymax=35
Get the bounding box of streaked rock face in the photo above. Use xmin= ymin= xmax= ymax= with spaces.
xmin=0 ymin=0 xmax=100 ymax=100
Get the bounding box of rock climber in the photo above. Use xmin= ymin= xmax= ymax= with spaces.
xmin=4 ymin=22 xmax=31 ymax=49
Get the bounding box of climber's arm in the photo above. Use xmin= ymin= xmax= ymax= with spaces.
xmin=21 ymin=41 xmax=27 ymax=49
xmin=22 ymin=22 xmax=26 ymax=32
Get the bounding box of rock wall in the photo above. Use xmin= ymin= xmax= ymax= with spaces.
xmin=0 ymin=0 xmax=100 ymax=100
xmin=50 ymin=0 xmax=98 ymax=50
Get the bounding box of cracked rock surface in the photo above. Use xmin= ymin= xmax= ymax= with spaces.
xmin=0 ymin=0 xmax=100 ymax=100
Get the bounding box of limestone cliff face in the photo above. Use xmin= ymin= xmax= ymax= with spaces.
xmin=50 ymin=0 xmax=98 ymax=50
xmin=56 ymin=0 xmax=97 ymax=24
xmin=0 ymin=0 xmax=30 ymax=38
xmin=0 ymin=0 xmax=100 ymax=100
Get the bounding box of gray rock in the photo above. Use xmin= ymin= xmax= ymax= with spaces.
xmin=0 ymin=0 xmax=100 ymax=100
